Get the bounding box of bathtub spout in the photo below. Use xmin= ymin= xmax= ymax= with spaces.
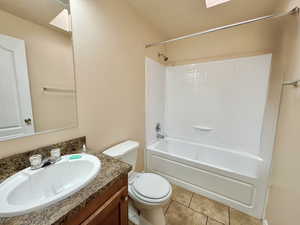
xmin=156 ymin=133 xmax=165 ymax=140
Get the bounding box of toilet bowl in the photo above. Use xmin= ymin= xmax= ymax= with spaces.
xmin=128 ymin=172 xmax=172 ymax=225
xmin=103 ymin=141 xmax=172 ymax=225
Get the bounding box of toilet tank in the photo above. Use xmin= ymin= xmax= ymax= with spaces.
xmin=103 ymin=141 xmax=139 ymax=172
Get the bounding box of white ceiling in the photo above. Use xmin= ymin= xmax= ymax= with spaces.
xmin=0 ymin=0 xmax=67 ymax=28
xmin=127 ymin=0 xmax=279 ymax=38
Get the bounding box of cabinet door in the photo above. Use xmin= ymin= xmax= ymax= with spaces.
xmin=81 ymin=186 xmax=128 ymax=225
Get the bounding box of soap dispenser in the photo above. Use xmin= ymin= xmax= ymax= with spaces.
xmin=82 ymin=144 xmax=87 ymax=153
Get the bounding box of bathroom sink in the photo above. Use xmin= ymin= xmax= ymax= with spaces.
xmin=0 ymin=153 xmax=101 ymax=217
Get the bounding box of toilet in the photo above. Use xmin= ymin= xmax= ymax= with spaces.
xmin=103 ymin=141 xmax=172 ymax=225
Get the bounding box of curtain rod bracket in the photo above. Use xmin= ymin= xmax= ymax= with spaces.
xmin=291 ymin=7 xmax=300 ymax=15
xmin=283 ymin=80 xmax=300 ymax=87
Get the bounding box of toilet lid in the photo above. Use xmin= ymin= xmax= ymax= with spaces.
xmin=132 ymin=173 xmax=170 ymax=199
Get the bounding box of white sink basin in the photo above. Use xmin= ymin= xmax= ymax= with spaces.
xmin=0 ymin=153 xmax=101 ymax=217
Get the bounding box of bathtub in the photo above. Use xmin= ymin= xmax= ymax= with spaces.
xmin=146 ymin=138 xmax=268 ymax=218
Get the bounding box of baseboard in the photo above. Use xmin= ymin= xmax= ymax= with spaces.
xmin=263 ymin=219 xmax=269 ymax=225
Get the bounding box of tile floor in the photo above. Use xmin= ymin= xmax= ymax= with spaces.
xmin=130 ymin=184 xmax=263 ymax=225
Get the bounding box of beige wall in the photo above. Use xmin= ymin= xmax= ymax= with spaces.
xmin=0 ymin=0 xmax=164 ymax=172
xmin=0 ymin=9 xmax=76 ymax=132
xmin=266 ymin=1 xmax=300 ymax=225
xmin=70 ymin=0 xmax=164 ymax=171
xmin=165 ymin=20 xmax=278 ymax=65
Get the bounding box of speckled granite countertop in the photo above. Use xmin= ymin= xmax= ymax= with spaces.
xmin=0 ymin=153 xmax=131 ymax=225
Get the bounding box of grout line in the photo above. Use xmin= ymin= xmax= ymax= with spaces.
xmin=173 ymin=199 xmax=190 ymax=208
xmin=188 ymin=206 xmax=210 ymax=219
xmin=189 ymin=192 xmax=194 ymax=208
xmin=172 ymin=197 xmax=209 ymax=221
xmin=164 ymin=200 xmax=172 ymax=215
xmin=208 ymin=217 xmax=226 ymax=225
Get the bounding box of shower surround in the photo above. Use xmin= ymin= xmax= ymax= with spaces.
xmin=145 ymin=54 xmax=277 ymax=218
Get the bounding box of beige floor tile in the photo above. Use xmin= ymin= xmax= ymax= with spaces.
xmin=207 ymin=217 xmax=225 ymax=225
xmin=190 ymin=194 xmax=229 ymax=225
xmin=230 ymin=208 xmax=262 ymax=225
xmin=166 ymin=201 xmax=207 ymax=225
xmin=171 ymin=184 xmax=193 ymax=206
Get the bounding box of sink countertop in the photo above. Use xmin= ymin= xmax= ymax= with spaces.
xmin=0 ymin=152 xmax=131 ymax=225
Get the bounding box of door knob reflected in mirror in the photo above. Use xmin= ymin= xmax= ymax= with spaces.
xmin=24 ymin=118 xmax=32 ymax=125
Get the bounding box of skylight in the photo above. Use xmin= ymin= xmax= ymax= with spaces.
xmin=49 ymin=9 xmax=71 ymax=32
xmin=205 ymin=0 xmax=231 ymax=8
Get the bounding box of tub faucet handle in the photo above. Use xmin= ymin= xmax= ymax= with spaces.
xmin=155 ymin=123 xmax=161 ymax=132
xmin=155 ymin=123 xmax=165 ymax=139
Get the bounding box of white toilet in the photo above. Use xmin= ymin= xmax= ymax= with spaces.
xmin=103 ymin=140 xmax=172 ymax=225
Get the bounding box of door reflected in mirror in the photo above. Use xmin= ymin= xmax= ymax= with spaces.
xmin=0 ymin=0 xmax=77 ymax=141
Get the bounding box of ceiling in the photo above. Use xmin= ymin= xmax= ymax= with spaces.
xmin=0 ymin=0 xmax=68 ymax=28
xmin=127 ymin=0 xmax=279 ymax=38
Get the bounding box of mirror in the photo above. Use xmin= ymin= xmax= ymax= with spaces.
xmin=0 ymin=0 xmax=77 ymax=141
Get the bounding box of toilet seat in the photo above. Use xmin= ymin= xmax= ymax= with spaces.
xmin=129 ymin=173 xmax=172 ymax=205
xmin=133 ymin=173 xmax=170 ymax=199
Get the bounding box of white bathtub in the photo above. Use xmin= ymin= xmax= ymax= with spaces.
xmin=146 ymin=138 xmax=267 ymax=218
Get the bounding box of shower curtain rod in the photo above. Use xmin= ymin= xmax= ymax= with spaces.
xmin=145 ymin=7 xmax=299 ymax=48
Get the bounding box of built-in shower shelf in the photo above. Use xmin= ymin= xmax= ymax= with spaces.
xmin=192 ymin=126 xmax=213 ymax=131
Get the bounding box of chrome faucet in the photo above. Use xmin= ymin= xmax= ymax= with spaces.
xmin=155 ymin=123 xmax=165 ymax=140
xmin=29 ymin=148 xmax=61 ymax=170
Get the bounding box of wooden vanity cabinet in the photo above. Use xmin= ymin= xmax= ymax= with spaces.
xmin=64 ymin=175 xmax=128 ymax=225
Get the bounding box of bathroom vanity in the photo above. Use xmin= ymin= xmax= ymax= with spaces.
xmin=0 ymin=137 xmax=131 ymax=225
xmin=64 ymin=174 xmax=128 ymax=225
